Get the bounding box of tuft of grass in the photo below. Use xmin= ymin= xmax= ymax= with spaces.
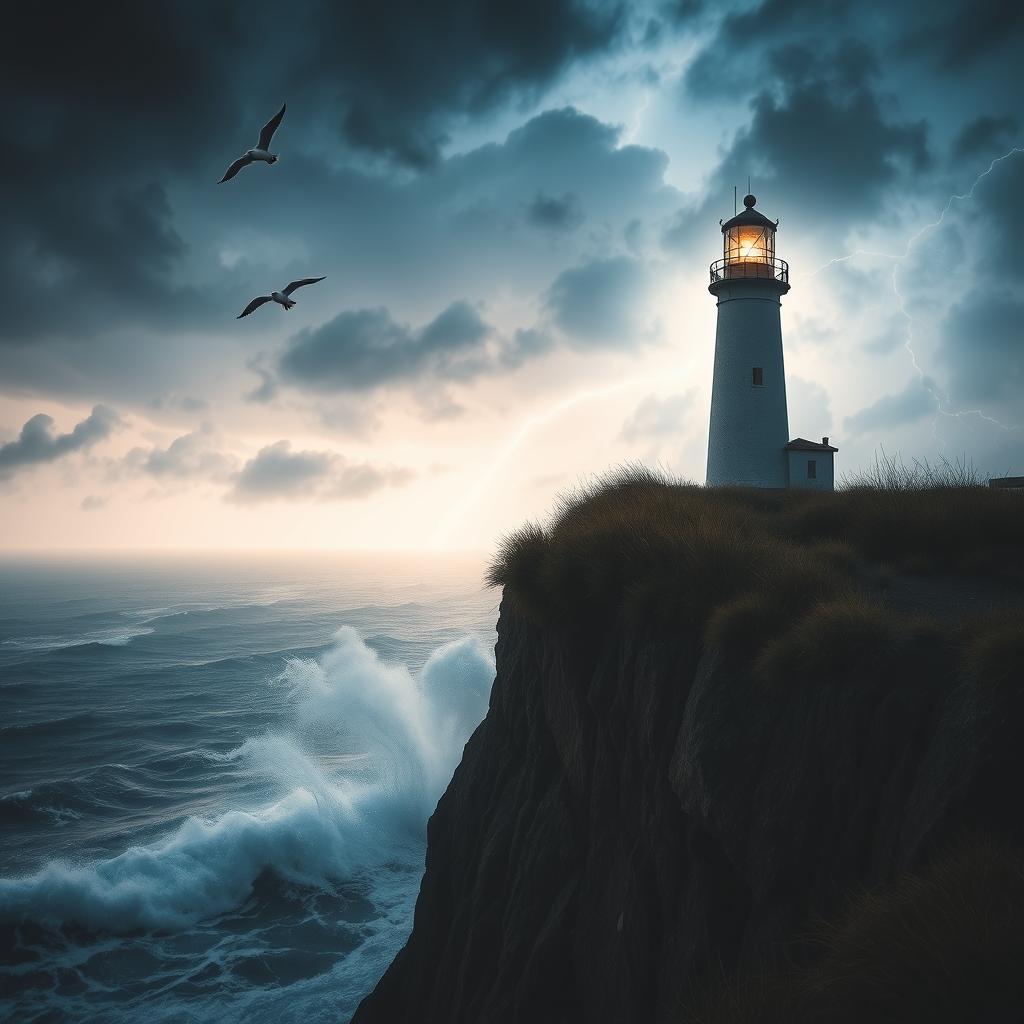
xmin=839 ymin=449 xmax=983 ymax=490
xmin=781 ymin=485 xmax=1023 ymax=573
xmin=487 ymin=465 xmax=1024 ymax=638
xmin=797 ymin=838 xmax=1024 ymax=1023
xmin=752 ymin=597 xmax=894 ymax=689
xmin=960 ymin=612 xmax=1024 ymax=689
xmin=690 ymin=838 xmax=1024 ymax=1024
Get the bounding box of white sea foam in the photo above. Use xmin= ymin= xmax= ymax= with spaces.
xmin=0 ymin=627 xmax=495 ymax=933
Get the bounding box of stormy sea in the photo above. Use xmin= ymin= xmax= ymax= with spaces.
xmin=0 ymin=552 xmax=497 ymax=1023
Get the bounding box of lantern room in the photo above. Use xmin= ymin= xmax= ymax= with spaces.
xmin=710 ymin=194 xmax=788 ymax=284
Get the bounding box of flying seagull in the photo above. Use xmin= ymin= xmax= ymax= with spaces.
xmin=237 ymin=277 xmax=326 ymax=318
xmin=219 ymin=103 xmax=286 ymax=183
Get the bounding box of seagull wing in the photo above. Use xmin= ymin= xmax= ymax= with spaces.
xmin=237 ymin=295 xmax=273 ymax=319
xmin=219 ymin=154 xmax=254 ymax=183
xmin=283 ymin=276 xmax=325 ymax=296
xmin=258 ymin=103 xmax=286 ymax=151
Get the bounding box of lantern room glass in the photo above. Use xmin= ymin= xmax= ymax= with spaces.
xmin=724 ymin=224 xmax=774 ymax=268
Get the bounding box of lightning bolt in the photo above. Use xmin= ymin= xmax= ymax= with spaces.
xmin=803 ymin=145 xmax=1024 ymax=438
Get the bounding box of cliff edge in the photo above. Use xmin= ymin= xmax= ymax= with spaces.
xmin=354 ymin=470 xmax=1024 ymax=1023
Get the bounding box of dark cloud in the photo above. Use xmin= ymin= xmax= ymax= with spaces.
xmin=525 ymin=192 xmax=585 ymax=231
xmin=939 ymin=290 xmax=1024 ymax=408
xmin=80 ymin=495 xmax=108 ymax=512
xmin=545 ymin=256 xmax=652 ymax=344
xmin=917 ymin=152 xmax=1024 ymax=419
xmin=731 ymin=66 xmax=928 ymax=219
xmin=228 ymin=440 xmax=412 ymax=503
xmin=683 ymin=0 xmax=860 ymax=99
xmin=2 ymin=3 xmax=237 ymax=355
xmin=969 ymin=152 xmax=1024 ymax=278
xmin=314 ymin=0 xmax=627 ymax=167
xmin=952 ymin=115 xmax=1018 ymax=160
xmin=687 ymin=0 xmax=1023 ymax=98
xmin=271 ymin=249 xmax=655 ymax=401
xmin=2 ymin=0 xmax=639 ymax=404
xmin=0 ymin=176 xmax=214 ymax=348
xmin=666 ymin=34 xmax=929 ymax=252
xmin=899 ymin=0 xmax=1024 ymax=70
xmin=843 ymin=378 xmax=937 ymax=435
xmin=0 ymin=405 xmax=120 ymax=479
xmin=278 ymin=302 xmax=493 ymax=393
xmin=659 ymin=0 xmax=1024 ymax=269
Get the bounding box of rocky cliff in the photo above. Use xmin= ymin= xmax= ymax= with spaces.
xmin=353 ymin=473 xmax=1024 ymax=1023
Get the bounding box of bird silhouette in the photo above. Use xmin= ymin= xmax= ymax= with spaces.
xmin=219 ymin=103 xmax=286 ymax=183
xmin=237 ymin=277 xmax=326 ymax=318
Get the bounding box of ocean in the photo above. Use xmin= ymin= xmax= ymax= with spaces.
xmin=0 ymin=552 xmax=498 ymax=1023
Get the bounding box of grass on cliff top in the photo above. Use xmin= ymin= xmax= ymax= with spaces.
xmin=688 ymin=838 xmax=1024 ymax=1024
xmin=486 ymin=463 xmax=1023 ymax=642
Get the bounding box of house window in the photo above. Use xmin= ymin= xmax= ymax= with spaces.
xmin=807 ymin=459 xmax=817 ymax=480
xmin=752 ymin=367 xmax=764 ymax=386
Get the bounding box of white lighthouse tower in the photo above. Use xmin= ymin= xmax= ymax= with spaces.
xmin=706 ymin=193 xmax=791 ymax=487
xmin=705 ymin=193 xmax=837 ymax=489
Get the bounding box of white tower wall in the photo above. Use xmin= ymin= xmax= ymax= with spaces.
xmin=706 ymin=279 xmax=790 ymax=487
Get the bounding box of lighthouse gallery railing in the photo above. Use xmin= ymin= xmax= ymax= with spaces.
xmin=709 ymin=256 xmax=789 ymax=285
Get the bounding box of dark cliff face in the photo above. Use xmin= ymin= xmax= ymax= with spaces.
xmin=354 ymin=598 xmax=1024 ymax=1024
xmin=354 ymin=474 xmax=1024 ymax=1023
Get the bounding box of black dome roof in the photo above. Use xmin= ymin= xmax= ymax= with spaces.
xmin=721 ymin=194 xmax=777 ymax=232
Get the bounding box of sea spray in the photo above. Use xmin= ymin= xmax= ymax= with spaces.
xmin=0 ymin=627 xmax=495 ymax=934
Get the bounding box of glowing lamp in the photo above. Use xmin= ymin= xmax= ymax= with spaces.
xmin=716 ymin=194 xmax=779 ymax=280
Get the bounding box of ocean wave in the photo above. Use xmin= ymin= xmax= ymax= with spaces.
xmin=1 ymin=626 xmax=154 ymax=652
xmin=0 ymin=627 xmax=495 ymax=934
xmin=0 ymin=712 xmax=102 ymax=738
xmin=129 ymin=600 xmax=290 ymax=625
xmin=0 ymin=786 xmax=84 ymax=826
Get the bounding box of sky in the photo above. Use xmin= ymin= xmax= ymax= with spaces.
xmin=2 ymin=0 xmax=1022 ymax=551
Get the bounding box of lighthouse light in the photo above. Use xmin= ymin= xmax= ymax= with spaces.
xmin=712 ymin=194 xmax=786 ymax=284
xmin=730 ymin=226 xmax=770 ymax=263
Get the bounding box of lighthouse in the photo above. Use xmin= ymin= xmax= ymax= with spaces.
xmin=705 ymin=193 xmax=837 ymax=489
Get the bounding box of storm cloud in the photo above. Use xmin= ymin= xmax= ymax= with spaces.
xmin=844 ymin=378 xmax=937 ymax=435
xmin=940 ymin=291 xmax=1024 ymax=409
xmin=4 ymin=0 xmax=1024 ymax=538
xmin=228 ymin=441 xmax=413 ymax=503
xmin=278 ymin=302 xmax=494 ymax=393
xmin=315 ymin=0 xmax=628 ymax=167
xmin=0 ymin=406 xmax=120 ymax=480
xmin=525 ymin=192 xmax=585 ymax=232
xmin=545 ymin=256 xmax=653 ymax=345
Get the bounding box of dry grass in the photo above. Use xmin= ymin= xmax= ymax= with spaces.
xmin=488 ymin=465 xmax=1023 ymax=632
xmin=487 ymin=465 xmax=1022 ymax=698
xmin=689 ymin=838 xmax=1024 ymax=1024
xmin=799 ymin=837 xmax=1024 ymax=1023
xmin=960 ymin=612 xmax=1024 ymax=689
xmin=839 ymin=449 xmax=983 ymax=490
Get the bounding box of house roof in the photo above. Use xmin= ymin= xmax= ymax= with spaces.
xmin=785 ymin=437 xmax=839 ymax=453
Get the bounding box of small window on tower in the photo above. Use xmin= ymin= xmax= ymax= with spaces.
xmin=752 ymin=367 xmax=764 ymax=387
xmin=807 ymin=459 xmax=817 ymax=480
